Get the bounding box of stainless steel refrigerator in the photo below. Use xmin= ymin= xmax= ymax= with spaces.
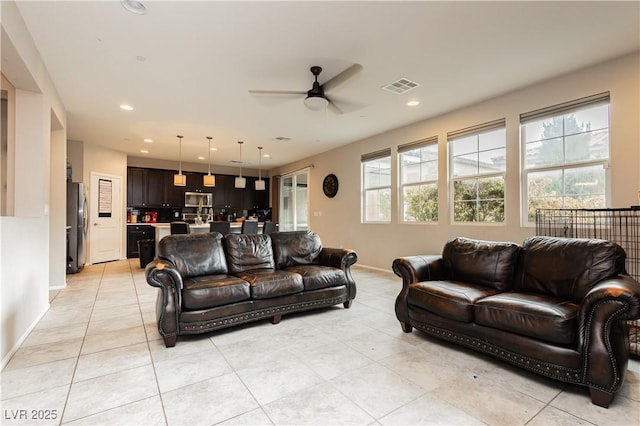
xmin=67 ymin=182 xmax=87 ymax=273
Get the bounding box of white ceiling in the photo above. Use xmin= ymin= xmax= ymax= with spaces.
xmin=14 ymin=1 xmax=640 ymax=171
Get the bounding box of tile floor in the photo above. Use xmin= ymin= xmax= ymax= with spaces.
xmin=1 ymin=259 xmax=638 ymax=425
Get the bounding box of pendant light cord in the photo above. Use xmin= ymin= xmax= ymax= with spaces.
xmin=238 ymin=141 xmax=243 ymax=178
xmin=207 ymin=136 xmax=212 ymax=175
xmin=177 ymin=135 xmax=183 ymax=174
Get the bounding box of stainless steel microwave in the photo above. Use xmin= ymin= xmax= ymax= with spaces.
xmin=184 ymin=192 xmax=212 ymax=208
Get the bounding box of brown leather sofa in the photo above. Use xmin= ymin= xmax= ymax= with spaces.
xmin=393 ymin=236 xmax=640 ymax=408
xmin=146 ymin=231 xmax=357 ymax=347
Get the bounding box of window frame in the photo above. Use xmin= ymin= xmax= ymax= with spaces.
xmin=361 ymin=148 xmax=392 ymax=224
xmin=448 ymin=119 xmax=507 ymax=225
xmin=398 ymin=136 xmax=439 ymax=224
xmin=520 ymin=93 xmax=611 ymax=226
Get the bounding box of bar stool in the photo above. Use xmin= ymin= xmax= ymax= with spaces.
xmin=209 ymin=221 xmax=231 ymax=236
xmin=241 ymin=220 xmax=259 ymax=234
xmin=170 ymin=222 xmax=190 ymax=235
xmin=262 ymin=221 xmax=278 ymax=235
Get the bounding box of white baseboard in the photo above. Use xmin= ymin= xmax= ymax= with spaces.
xmin=1 ymin=303 xmax=50 ymax=370
xmin=353 ymin=263 xmax=394 ymax=274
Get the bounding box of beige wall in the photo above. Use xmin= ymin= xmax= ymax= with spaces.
xmin=1 ymin=0 xmax=68 ymax=366
xmin=271 ymin=52 xmax=640 ymax=270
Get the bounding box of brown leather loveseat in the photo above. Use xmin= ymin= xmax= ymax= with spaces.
xmin=146 ymin=231 xmax=357 ymax=347
xmin=393 ymin=236 xmax=640 ymax=408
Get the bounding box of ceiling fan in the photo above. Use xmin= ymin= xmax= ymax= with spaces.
xmin=249 ymin=64 xmax=363 ymax=114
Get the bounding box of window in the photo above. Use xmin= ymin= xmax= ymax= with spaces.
xmin=399 ymin=137 xmax=438 ymax=222
xmin=449 ymin=119 xmax=506 ymax=223
xmin=362 ymin=148 xmax=391 ymax=223
xmin=521 ymin=93 xmax=610 ymax=223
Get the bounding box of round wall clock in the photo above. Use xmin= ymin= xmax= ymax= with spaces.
xmin=322 ymin=174 xmax=339 ymax=198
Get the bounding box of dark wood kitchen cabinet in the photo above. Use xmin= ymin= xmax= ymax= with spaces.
xmin=150 ymin=169 xmax=184 ymax=207
xmin=185 ymin=172 xmax=208 ymax=193
xmin=128 ymin=167 xmax=184 ymax=208
xmin=127 ymin=167 xmax=147 ymax=207
xmin=146 ymin=168 xmax=167 ymax=206
xmin=127 ymin=224 xmax=154 ymax=258
xmin=255 ymin=179 xmax=270 ymax=209
xmin=211 ymin=175 xmax=239 ymax=209
xmin=127 ymin=167 xmax=269 ymax=210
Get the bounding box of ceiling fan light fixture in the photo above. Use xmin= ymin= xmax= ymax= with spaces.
xmin=304 ymin=95 xmax=328 ymax=111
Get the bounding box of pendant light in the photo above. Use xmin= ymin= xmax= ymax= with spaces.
xmin=173 ymin=135 xmax=186 ymax=186
xmin=234 ymin=141 xmax=246 ymax=188
xmin=203 ymin=136 xmax=216 ymax=187
xmin=255 ymin=146 xmax=265 ymax=190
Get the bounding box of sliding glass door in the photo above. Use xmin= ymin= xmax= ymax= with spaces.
xmin=279 ymin=170 xmax=309 ymax=231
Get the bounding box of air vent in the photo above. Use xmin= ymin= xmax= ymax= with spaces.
xmin=382 ymin=78 xmax=420 ymax=94
xmin=274 ymin=136 xmax=292 ymax=141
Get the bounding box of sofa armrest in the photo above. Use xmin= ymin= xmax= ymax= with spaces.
xmin=392 ymin=255 xmax=445 ymax=286
xmin=392 ymin=255 xmax=445 ymax=331
xmin=319 ymin=248 xmax=358 ymax=301
xmin=145 ymin=259 xmax=185 ymax=344
xmin=319 ymin=247 xmax=358 ymax=270
xmin=578 ymin=275 xmax=640 ymax=395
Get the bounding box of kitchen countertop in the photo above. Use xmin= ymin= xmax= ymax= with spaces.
xmin=128 ymin=221 xmax=258 ymax=227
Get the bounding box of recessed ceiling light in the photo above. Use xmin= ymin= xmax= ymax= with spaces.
xmin=197 ymin=156 xmax=205 ymax=160
xmin=143 ymin=138 xmax=152 ymax=143
xmin=140 ymin=149 xmax=149 ymax=154
xmin=120 ymin=104 xmax=134 ymax=111
xmin=121 ymin=0 xmax=147 ymax=15
xmin=407 ymin=100 xmax=420 ymax=107
xmin=210 ymin=147 xmax=218 ymax=151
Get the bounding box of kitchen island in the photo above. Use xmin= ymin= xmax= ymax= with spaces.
xmin=151 ymin=222 xmax=263 ymax=251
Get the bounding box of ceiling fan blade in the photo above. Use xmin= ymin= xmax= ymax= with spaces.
xmin=248 ymin=90 xmax=306 ymax=95
xmin=322 ymin=64 xmax=363 ymax=94
xmin=327 ymin=98 xmax=344 ymax=115
xmin=327 ymin=95 xmax=365 ymax=114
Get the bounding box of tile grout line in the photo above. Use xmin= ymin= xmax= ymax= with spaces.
xmin=130 ymin=259 xmax=171 ymax=426
xmin=59 ymin=262 xmax=106 ymax=425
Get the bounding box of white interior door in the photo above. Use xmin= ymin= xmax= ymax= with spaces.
xmin=90 ymin=172 xmax=123 ymax=264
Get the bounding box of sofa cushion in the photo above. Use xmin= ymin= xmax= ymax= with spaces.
xmin=408 ymin=280 xmax=501 ymax=322
xmin=442 ymin=237 xmax=520 ymax=291
xmin=158 ymin=232 xmax=228 ymax=279
xmin=235 ymin=269 xmax=304 ymax=299
xmin=475 ymin=292 xmax=579 ymax=345
xmin=271 ymin=231 xmax=322 ymax=269
xmin=283 ymin=265 xmax=346 ymax=291
xmin=182 ymin=275 xmax=250 ymax=310
xmin=516 ymin=236 xmax=627 ymax=302
xmin=224 ymin=234 xmax=275 ymax=274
